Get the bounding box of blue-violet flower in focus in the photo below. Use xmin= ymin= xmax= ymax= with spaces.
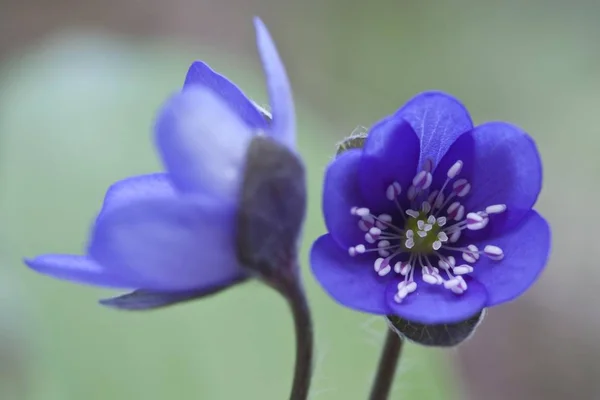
xmin=311 ymin=92 xmax=551 ymax=324
xmin=25 ymin=18 xmax=297 ymax=309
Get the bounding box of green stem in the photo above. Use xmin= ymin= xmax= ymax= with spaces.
xmin=368 ymin=328 xmax=404 ymax=400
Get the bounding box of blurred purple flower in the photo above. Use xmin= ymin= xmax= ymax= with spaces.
xmin=311 ymin=92 xmax=551 ymax=324
xmin=25 ymin=18 xmax=297 ymax=309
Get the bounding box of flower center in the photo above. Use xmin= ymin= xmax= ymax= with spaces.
xmin=402 ymin=211 xmax=442 ymax=254
xmin=347 ymin=159 xmax=506 ymax=303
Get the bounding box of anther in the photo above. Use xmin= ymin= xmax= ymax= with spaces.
xmin=354 ymin=207 xmax=370 ymax=217
xmin=484 ymin=245 xmax=504 ymax=260
xmin=421 ymin=201 xmax=431 ymax=213
xmin=427 ymin=215 xmax=436 ymax=224
xmin=437 ymin=216 xmax=447 ymax=226
xmin=407 ymin=185 xmax=417 ymax=201
xmin=376 ymin=214 xmax=393 ymax=229
xmin=374 ymin=258 xmax=392 ymax=276
xmin=413 ymin=170 xmax=433 ymax=189
xmin=466 ymin=213 xmax=488 ymax=230
xmin=405 ymin=238 xmax=415 ymax=249
xmin=485 ymin=204 xmax=507 ymax=214
xmin=449 ymin=230 xmax=461 ymax=243
xmin=432 ymin=240 xmax=442 ymax=250
xmin=348 ymin=244 xmax=366 ymax=256
xmin=406 ymin=209 xmax=420 ymax=218
xmin=423 ymin=158 xmax=434 ymax=173
xmin=386 ymin=182 xmax=402 ymax=201
xmin=462 ymin=244 xmax=479 ymax=263
xmin=438 ymin=232 xmax=448 ymax=242
xmin=447 ymin=160 xmax=463 ymax=179
xmin=453 ymin=265 xmax=473 ymax=275
xmin=444 ymin=278 xmax=460 ymax=289
xmin=417 ymin=230 xmax=427 ymax=238
xmin=447 ymin=202 xmax=465 ymax=221
xmin=452 ymin=179 xmax=471 ymax=197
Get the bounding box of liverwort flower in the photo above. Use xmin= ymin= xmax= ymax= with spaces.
xmin=25 ymin=18 xmax=301 ymax=310
xmin=311 ymin=92 xmax=551 ymax=326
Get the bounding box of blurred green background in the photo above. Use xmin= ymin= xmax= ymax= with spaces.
xmin=1 ymin=1 xmax=599 ymax=399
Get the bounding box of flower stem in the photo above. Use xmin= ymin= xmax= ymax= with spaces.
xmin=272 ymin=270 xmax=314 ymax=400
xmin=369 ymin=328 xmax=404 ymax=400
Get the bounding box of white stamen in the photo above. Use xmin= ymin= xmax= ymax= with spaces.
xmin=417 ymin=230 xmax=427 ymax=238
xmin=434 ymin=192 xmax=445 ymax=209
xmin=407 ymin=185 xmax=417 ymax=201
xmin=423 ymin=158 xmax=434 ymax=172
xmin=386 ymin=182 xmax=402 ymax=201
xmin=417 ymin=220 xmax=425 ymax=230
xmin=348 ymin=244 xmax=366 ymax=256
xmin=350 ymin=206 xmax=358 ymax=215
xmin=453 ymin=179 xmax=471 ymax=197
xmin=405 ymin=230 xmax=414 ymax=238
xmin=449 ymin=230 xmax=461 ymax=243
xmin=406 ymin=281 xmax=417 ymax=293
xmin=405 ymin=238 xmax=414 ymax=249
xmin=462 ymin=244 xmax=479 ymax=263
xmin=423 ymin=274 xmax=438 ymax=285
xmin=421 ymin=201 xmax=432 ymax=213
xmin=437 ymin=232 xmax=448 ymax=242
xmin=358 ymin=219 xmax=372 ymax=232
xmin=447 ymin=160 xmax=463 ymax=178
xmin=406 ymin=209 xmax=419 ymax=218
xmin=428 ymin=190 xmax=439 ymax=205
xmin=444 ymin=278 xmax=460 ymax=289
xmin=447 ymin=202 xmax=465 ymax=221
xmin=412 ymin=170 xmax=428 ymax=188
xmin=365 ymin=233 xmax=376 ymax=244
xmin=466 ymin=213 xmax=488 ymax=230
xmin=378 ymin=265 xmax=391 ymax=276
xmin=437 ymin=216 xmax=447 ymax=226
xmin=378 ymin=240 xmax=390 ymax=248
xmin=451 ymin=286 xmax=465 ymax=294
xmin=485 ymin=204 xmax=507 ymax=214
xmin=427 ymin=215 xmax=436 ymax=224
xmin=377 ymin=213 xmax=393 ymax=226
xmin=432 ymin=240 xmax=442 ymax=250
xmin=378 ymin=250 xmax=390 ymax=257
xmin=355 ymin=207 xmax=370 ymax=217
xmin=369 ymin=227 xmax=382 ymax=236
xmin=423 ymin=224 xmax=433 ymax=232
xmin=484 ymin=245 xmax=504 ymax=260
xmin=453 ymin=265 xmax=473 ymax=275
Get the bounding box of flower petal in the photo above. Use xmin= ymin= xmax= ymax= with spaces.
xmin=441 ymin=122 xmax=542 ymax=234
xmin=98 ymin=173 xmax=176 ymax=217
xmin=99 ymin=275 xmax=247 ymax=310
xmin=183 ymin=61 xmax=268 ymax=131
xmin=471 ymin=210 xmax=550 ymax=306
xmin=254 ymin=17 xmax=296 ymax=150
xmin=359 ymin=117 xmax=420 ymax=212
xmin=154 ymin=86 xmax=254 ymax=200
xmin=88 ymin=196 xmax=245 ymax=291
xmin=394 ymin=91 xmax=473 ymax=168
xmin=310 ymin=234 xmax=389 ymax=314
xmin=386 ymin=275 xmax=488 ymax=324
xmin=24 ymin=255 xmax=138 ymax=288
xmin=322 ymin=149 xmax=366 ymax=249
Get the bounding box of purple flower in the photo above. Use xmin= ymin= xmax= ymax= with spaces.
xmin=311 ymin=92 xmax=551 ymax=324
xmin=25 ymin=18 xmax=297 ymax=309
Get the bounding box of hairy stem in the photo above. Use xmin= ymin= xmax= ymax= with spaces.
xmin=369 ymin=328 xmax=404 ymax=400
xmin=273 ymin=271 xmax=314 ymax=400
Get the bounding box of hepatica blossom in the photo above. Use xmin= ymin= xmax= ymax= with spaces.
xmin=311 ymin=92 xmax=551 ymax=324
xmin=25 ymin=18 xmax=299 ymax=309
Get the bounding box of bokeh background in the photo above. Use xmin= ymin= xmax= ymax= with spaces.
xmin=1 ymin=0 xmax=598 ymax=399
